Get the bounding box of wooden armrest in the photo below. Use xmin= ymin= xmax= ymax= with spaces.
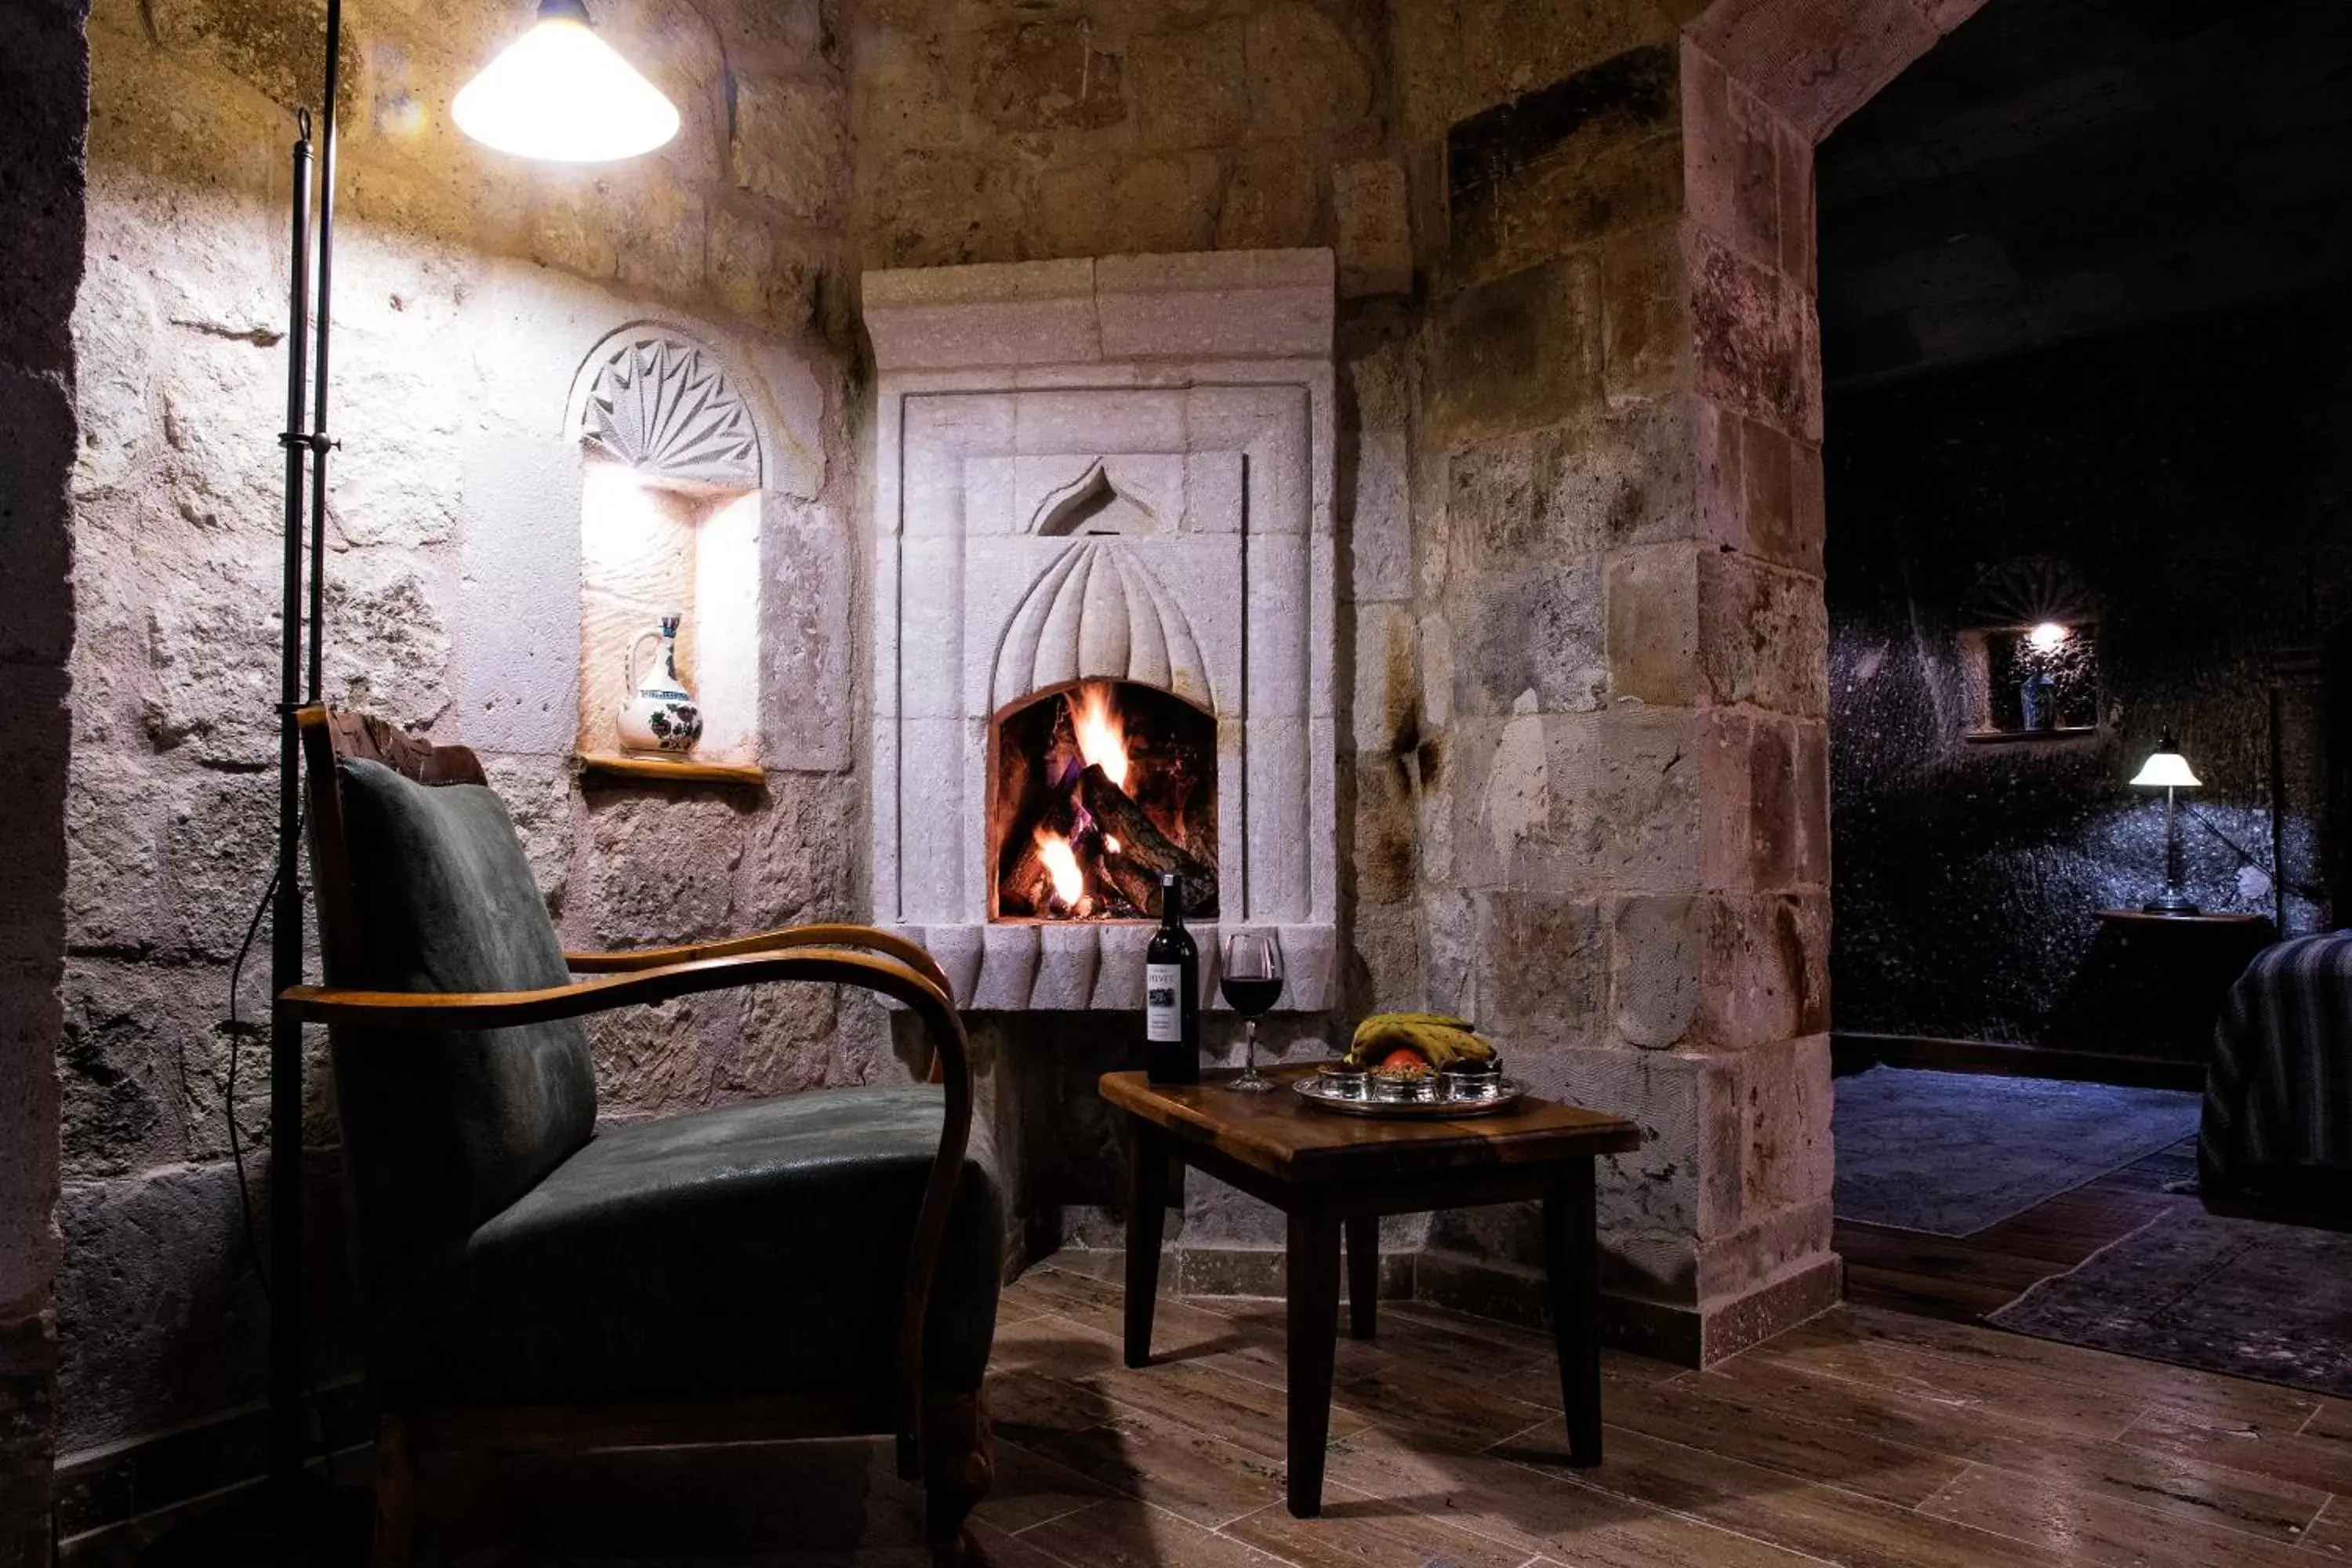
xmin=568 ymin=922 xmax=953 ymax=1000
xmin=282 ymin=947 xmax=949 ymax=1029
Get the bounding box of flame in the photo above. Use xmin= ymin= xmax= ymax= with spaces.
xmin=1072 ymin=682 xmax=1130 ymax=791
xmin=1035 ymin=830 xmax=1085 ymax=908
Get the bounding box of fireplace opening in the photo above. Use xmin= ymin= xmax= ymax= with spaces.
xmin=989 ymin=680 xmax=1217 ymax=921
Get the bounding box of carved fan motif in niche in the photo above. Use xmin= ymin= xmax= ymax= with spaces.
xmin=582 ymin=336 xmax=761 ymax=489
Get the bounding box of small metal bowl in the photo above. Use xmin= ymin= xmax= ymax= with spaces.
xmin=1315 ymin=1062 xmax=1370 ymax=1100
xmin=1370 ymin=1072 xmax=1438 ymax=1104
xmin=1441 ymin=1066 xmax=1503 ymax=1102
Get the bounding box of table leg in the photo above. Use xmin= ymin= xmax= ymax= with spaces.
xmin=1345 ymin=1214 xmax=1378 ymax=1340
xmin=1124 ymin=1125 xmax=1169 ymax=1369
xmin=1285 ymin=1203 xmax=1342 ymax=1517
xmin=1543 ymin=1160 xmax=1602 ymax=1466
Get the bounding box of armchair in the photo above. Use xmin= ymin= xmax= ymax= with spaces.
xmin=283 ymin=708 xmax=1000 ymax=1566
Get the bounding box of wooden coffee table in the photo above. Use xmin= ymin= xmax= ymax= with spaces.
xmin=1098 ymin=1065 xmax=1642 ymax=1517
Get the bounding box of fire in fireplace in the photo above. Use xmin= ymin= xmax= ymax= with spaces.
xmin=989 ymin=680 xmax=1217 ymax=921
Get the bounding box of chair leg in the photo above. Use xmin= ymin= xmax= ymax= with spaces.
xmin=922 ymin=1386 xmax=993 ymax=1567
xmin=372 ymin=1414 xmax=417 ymax=1568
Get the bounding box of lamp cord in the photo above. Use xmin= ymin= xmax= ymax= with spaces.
xmin=224 ymin=829 xmax=282 ymax=1301
xmin=223 ymin=813 xmax=340 ymax=1486
xmin=2183 ymin=803 xmax=2328 ymax=902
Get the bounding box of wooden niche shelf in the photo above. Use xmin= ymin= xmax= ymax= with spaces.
xmin=579 ymin=752 xmax=766 ymax=787
xmin=1963 ymin=725 xmax=2100 ymax=746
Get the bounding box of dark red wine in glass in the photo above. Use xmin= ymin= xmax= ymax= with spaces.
xmin=1220 ymin=976 xmax=1283 ymax=1015
xmin=1219 ymin=930 xmax=1283 ymax=1092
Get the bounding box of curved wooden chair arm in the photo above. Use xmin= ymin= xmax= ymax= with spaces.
xmin=282 ymin=945 xmax=975 ymax=1462
xmin=567 ymin=922 xmax=953 ymax=1001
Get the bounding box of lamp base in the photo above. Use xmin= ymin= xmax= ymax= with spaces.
xmin=2142 ymin=893 xmax=2202 ymax=916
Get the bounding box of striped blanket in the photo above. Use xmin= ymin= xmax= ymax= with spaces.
xmin=2201 ymin=932 xmax=2352 ymax=1195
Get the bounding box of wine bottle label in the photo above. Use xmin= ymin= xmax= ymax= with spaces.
xmin=1145 ymin=962 xmax=1184 ymax=1042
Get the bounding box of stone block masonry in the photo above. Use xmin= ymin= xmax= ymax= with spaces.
xmin=1403 ymin=4 xmax=1870 ymax=1363
xmin=35 ymin=0 xmax=1997 ymax=1540
xmin=53 ymin=0 xmax=876 ymax=1523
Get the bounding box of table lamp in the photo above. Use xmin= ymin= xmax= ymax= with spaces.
xmin=2129 ymin=731 xmax=2201 ymax=914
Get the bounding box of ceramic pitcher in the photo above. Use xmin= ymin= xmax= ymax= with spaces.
xmin=619 ymin=612 xmax=703 ymax=753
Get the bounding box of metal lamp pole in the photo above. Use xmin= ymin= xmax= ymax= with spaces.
xmin=268 ymin=0 xmax=343 ymax=1515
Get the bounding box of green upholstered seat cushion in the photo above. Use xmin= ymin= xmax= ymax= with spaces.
xmin=374 ymin=1085 xmax=1006 ymax=1410
xmin=328 ymin=758 xmax=597 ymax=1310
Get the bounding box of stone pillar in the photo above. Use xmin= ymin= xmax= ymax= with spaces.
xmin=1402 ymin=0 xmax=1983 ymax=1363
xmin=0 ymin=0 xmax=85 ymax=1552
xmin=1406 ymin=25 xmax=1838 ymax=1365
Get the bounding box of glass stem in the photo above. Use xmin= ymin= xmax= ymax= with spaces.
xmin=1244 ymin=1018 xmax=1258 ymax=1074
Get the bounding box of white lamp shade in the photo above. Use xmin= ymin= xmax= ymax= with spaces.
xmin=2129 ymin=749 xmax=2200 ymax=789
xmin=453 ymin=13 xmax=679 ymax=163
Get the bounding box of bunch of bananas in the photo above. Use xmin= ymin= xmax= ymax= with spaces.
xmin=1345 ymin=1011 xmax=1497 ymax=1072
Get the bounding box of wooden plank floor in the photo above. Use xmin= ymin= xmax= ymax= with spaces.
xmin=951 ymin=1259 xmax=2346 ymax=1568
xmin=453 ymin=1134 xmax=2350 ymax=1566
xmin=492 ymin=1234 xmax=2343 ymax=1566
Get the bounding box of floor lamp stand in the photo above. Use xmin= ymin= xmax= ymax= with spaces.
xmin=267 ymin=0 xmax=343 ymax=1536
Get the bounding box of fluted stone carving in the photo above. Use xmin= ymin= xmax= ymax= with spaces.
xmin=580 ymin=335 xmax=762 ymax=488
xmin=991 ymin=541 xmax=1211 ymax=713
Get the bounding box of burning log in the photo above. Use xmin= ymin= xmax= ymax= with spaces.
xmin=1079 ymin=763 xmax=1216 ymax=916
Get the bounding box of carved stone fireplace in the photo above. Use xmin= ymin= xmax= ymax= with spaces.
xmin=863 ymin=251 xmax=1338 ymax=1010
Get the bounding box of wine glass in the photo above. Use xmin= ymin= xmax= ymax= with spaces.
xmin=1220 ymin=929 xmax=1285 ymax=1093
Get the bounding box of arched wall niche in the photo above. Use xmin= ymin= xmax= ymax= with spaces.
xmin=564 ymin=323 xmax=769 ymax=774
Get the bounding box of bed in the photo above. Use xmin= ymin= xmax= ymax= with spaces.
xmin=2201 ymin=931 xmax=2352 ymax=1202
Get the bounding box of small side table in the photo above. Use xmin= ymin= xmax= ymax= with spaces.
xmin=2093 ymin=909 xmax=2276 ymax=1063
xmin=1098 ymin=1065 xmax=1641 ymax=1518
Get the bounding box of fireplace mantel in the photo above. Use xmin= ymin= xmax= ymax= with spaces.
xmin=863 ymin=251 xmax=1338 ymax=1011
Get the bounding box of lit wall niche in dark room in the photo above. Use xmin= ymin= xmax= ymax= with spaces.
xmin=1958 ymin=557 xmax=2103 ymax=742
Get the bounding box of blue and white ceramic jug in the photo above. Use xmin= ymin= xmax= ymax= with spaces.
xmin=619 ymin=612 xmax=703 ymax=753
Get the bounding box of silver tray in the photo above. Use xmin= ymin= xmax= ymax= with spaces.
xmin=1294 ymin=1072 xmax=1526 ymax=1118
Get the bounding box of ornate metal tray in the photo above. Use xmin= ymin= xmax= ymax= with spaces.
xmin=1294 ymin=1070 xmax=1526 ymax=1118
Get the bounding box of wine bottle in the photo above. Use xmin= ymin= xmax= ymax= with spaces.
xmin=1145 ymin=871 xmax=1200 ymax=1083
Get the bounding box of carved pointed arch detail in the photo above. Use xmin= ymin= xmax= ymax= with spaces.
xmin=578 ymin=332 xmax=762 ymax=488
xmin=1029 ymin=457 xmax=1173 ymax=537
xmin=991 ymin=541 xmax=1211 ymax=712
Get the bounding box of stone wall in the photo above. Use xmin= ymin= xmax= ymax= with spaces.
xmin=847 ymin=0 xmax=1431 ymax=1283
xmin=838 ymin=0 xmax=1868 ymax=1359
xmin=58 ymin=0 xmax=871 ymax=1487
xmin=1396 ymin=6 xmax=1831 ymax=1361
xmin=0 ymin=0 xmax=86 ymax=1552
xmin=1400 ymin=0 xmax=1969 ymax=1361
xmin=43 ymin=0 xmax=2001 ymax=1523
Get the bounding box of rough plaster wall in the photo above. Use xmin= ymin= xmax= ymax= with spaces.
xmin=0 ymin=0 xmax=86 ymax=1550
xmin=848 ymin=0 xmax=1429 ymax=1264
xmin=60 ymin=0 xmax=873 ymax=1457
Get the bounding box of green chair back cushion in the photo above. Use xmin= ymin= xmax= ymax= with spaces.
xmin=327 ymin=757 xmax=597 ymax=1309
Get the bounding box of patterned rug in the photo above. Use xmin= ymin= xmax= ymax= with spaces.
xmin=1990 ymin=1207 xmax=2352 ymax=1397
xmin=1834 ymin=1067 xmax=2202 ymax=1236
